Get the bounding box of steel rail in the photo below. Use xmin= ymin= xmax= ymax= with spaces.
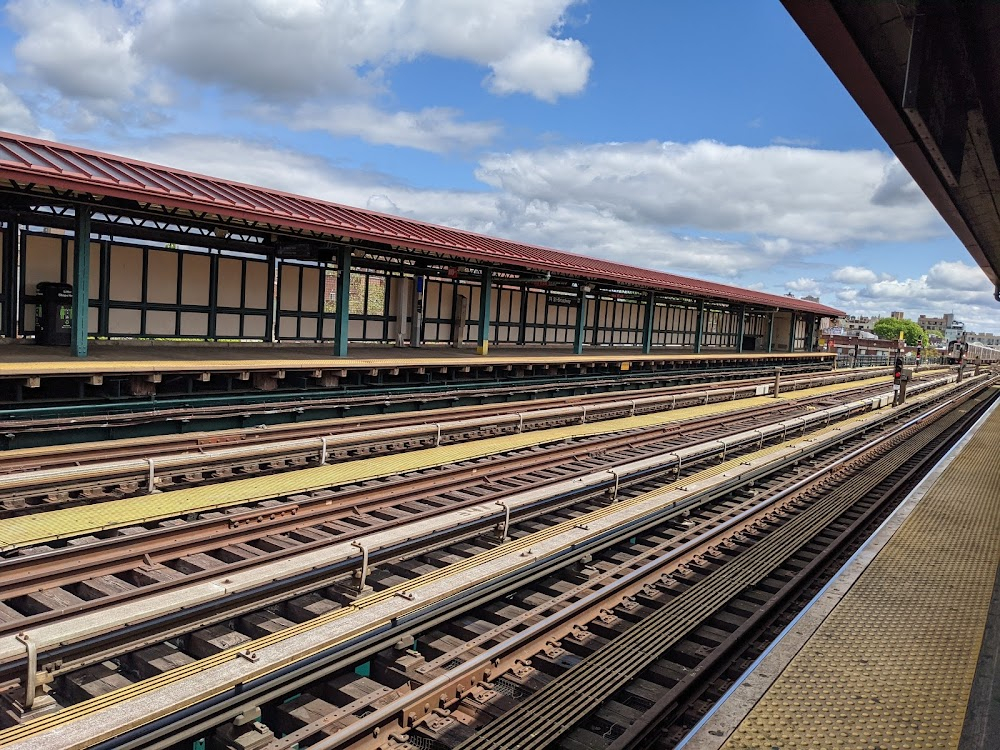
xmin=452 ymin=386 xmax=992 ymax=750
xmin=74 ymin=377 xmax=987 ymax=750
xmin=0 ymin=368 xmax=897 ymax=494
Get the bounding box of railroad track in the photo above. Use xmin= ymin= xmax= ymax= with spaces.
xmin=0 ymin=374 xmax=987 ymax=748
xmin=0 ymin=362 xmax=835 ymax=449
xmin=0 ymin=369 xmax=916 ymax=515
xmin=0 ymin=381 xmax=898 ymax=652
xmin=255 ymin=379 xmax=1000 ymax=750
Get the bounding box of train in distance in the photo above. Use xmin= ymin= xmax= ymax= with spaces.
xmin=946 ymin=339 xmax=1000 ymax=364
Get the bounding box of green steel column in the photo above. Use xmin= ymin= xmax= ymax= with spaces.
xmin=694 ymin=299 xmax=705 ymax=354
xmin=641 ymin=291 xmax=655 ymax=354
xmin=573 ymin=288 xmax=587 ymax=354
xmin=333 ymin=247 xmax=351 ymax=357
xmin=71 ymin=206 xmax=91 ymax=357
xmin=788 ymin=312 xmax=797 ymax=352
xmin=767 ymin=312 xmax=775 ymax=353
xmin=1 ymin=220 xmax=16 ymax=338
xmin=736 ymin=305 xmax=746 ymax=352
xmin=477 ymin=268 xmax=493 ymax=355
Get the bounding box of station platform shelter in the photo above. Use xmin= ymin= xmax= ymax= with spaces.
xmin=0 ymin=131 xmax=842 ymax=381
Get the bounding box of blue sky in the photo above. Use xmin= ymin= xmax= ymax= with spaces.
xmin=0 ymin=0 xmax=997 ymax=331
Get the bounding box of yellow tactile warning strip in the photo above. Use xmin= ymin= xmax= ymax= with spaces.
xmin=0 ymin=376 xmax=891 ymax=552
xmin=0 ymin=349 xmax=829 ymax=378
xmin=0 ymin=405 xmax=886 ymax=749
xmin=722 ymin=395 xmax=1000 ymax=750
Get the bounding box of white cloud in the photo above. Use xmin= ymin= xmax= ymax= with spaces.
xmin=832 ymin=265 xmax=879 ymax=285
xmin=487 ymin=36 xmax=591 ymax=101
xmin=7 ymin=0 xmax=143 ymax=102
xmin=475 ymin=140 xmax=946 ymax=246
xmin=276 ymin=102 xmax=501 ymax=153
xmin=0 ymin=80 xmax=43 ymax=135
xmin=831 ymin=261 xmax=999 ymax=331
xmin=785 ymin=277 xmax=821 ymax=296
xmin=131 ymin=0 xmax=591 ymax=102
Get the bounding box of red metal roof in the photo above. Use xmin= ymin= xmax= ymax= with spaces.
xmin=0 ymin=130 xmax=844 ymax=317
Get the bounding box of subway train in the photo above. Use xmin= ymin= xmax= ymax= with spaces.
xmin=946 ymin=340 xmax=1000 ymax=364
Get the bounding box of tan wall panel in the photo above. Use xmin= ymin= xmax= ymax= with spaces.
xmin=180 ymin=312 xmax=208 ymax=337
xmin=146 ymin=249 xmax=179 ymax=304
xmin=181 ymin=253 xmax=211 ymax=306
xmin=109 ymin=308 xmax=142 ymax=335
xmin=278 ymin=317 xmax=297 ymax=338
xmin=109 ymin=245 xmax=144 ymax=302
xmin=25 ymin=235 xmax=64 ymax=293
xmin=348 ymin=319 xmax=365 ymax=339
xmin=23 ymin=303 xmax=36 ymax=332
xmin=244 ymin=260 xmax=269 ymax=310
xmin=145 ymin=310 xmax=176 ymax=336
xmin=216 ymin=258 xmax=244 ymax=308
xmin=88 ymin=307 xmax=97 ymax=334
xmin=279 ymin=265 xmax=301 ymax=311
xmin=215 ymin=313 xmax=241 ymax=338
xmin=298 ymin=318 xmax=318 ymax=339
xmin=243 ymin=315 xmax=266 ymax=339
xmin=772 ymin=313 xmax=792 ymax=351
xmin=299 ymin=267 xmax=321 ymax=313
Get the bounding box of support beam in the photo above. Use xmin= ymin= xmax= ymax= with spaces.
xmin=694 ymin=299 xmax=705 ymax=354
xmin=736 ymin=305 xmax=746 ymax=352
xmin=573 ymin=288 xmax=588 ymax=355
xmin=333 ymin=247 xmax=351 ymax=357
xmin=641 ymin=291 xmax=656 ymax=354
xmin=767 ymin=312 xmax=775 ymax=353
xmin=71 ymin=206 xmax=91 ymax=357
xmin=264 ymin=258 xmax=276 ymax=343
xmin=476 ymin=268 xmax=493 ymax=355
xmin=788 ymin=312 xmax=797 ymax=352
xmin=1 ymin=219 xmax=16 ymax=339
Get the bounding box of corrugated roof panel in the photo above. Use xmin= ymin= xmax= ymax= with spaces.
xmin=0 ymin=130 xmax=845 ymax=317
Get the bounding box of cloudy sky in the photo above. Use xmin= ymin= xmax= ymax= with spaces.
xmin=1 ymin=0 xmax=997 ymax=331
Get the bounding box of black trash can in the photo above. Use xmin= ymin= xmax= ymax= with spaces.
xmin=35 ymin=282 xmax=73 ymax=346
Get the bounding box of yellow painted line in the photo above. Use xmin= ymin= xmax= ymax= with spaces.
xmin=0 ymin=402 xmax=883 ymax=748
xmin=0 ymin=351 xmax=831 ymax=377
xmin=723 ymin=390 xmax=1000 ymax=750
xmin=0 ymin=376 xmax=891 ymax=552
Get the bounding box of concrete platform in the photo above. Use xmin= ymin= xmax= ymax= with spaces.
xmin=681 ymin=387 xmax=1000 ymax=750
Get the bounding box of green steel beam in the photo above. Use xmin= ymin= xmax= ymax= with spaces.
xmin=767 ymin=312 xmax=775 ymax=353
xmin=694 ymin=299 xmax=705 ymax=354
xmin=788 ymin=312 xmax=797 ymax=352
xmin=642 ymin=291 xmax=656 ymax=354
xmin=736 ymin=305 xmax=746 ymax=352
xmin=333 ymin=247 xmax=351 ymax=357
xmin=573 ymin=288 xmax=587 ymax=355
xmin=477 ymin=268 xmax=493 ymax=355
xmin=71 ymin=206 xmax=91 ymax=357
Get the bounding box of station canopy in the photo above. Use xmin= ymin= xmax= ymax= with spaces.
xmin=0 ymin=130 xmax=843 ymax=317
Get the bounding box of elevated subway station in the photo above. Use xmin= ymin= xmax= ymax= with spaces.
xmin=0 ymin=130 xmax=840 ymax=404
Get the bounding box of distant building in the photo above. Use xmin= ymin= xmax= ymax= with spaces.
xmin=966 ymin=331 xmax=1000 ymax=346
xmin=944 ymin=320 xmax=966 ymax=343
xmin=842 ymin=315 xmax=875 ymax=333
xmin=918 ymin=313 xmax=955 ymax=331
xmin=890 ymin=311 xmax=905 ymax=320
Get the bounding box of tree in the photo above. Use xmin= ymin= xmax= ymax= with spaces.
xmin=871 ymin=318 xmax=928 ymax=346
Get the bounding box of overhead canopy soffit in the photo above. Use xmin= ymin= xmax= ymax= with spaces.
xmin=0 ymin=130 xmax=843 ymax=317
